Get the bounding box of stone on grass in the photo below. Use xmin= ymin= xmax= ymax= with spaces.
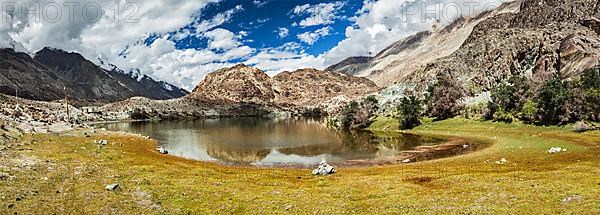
xmin=105 ymin=184 xmax=120 ymax=191
xmin=573 ymin=121 xmax=597 ymax=133
xmin=156 ymin=146 xmax=168 ymax=154
xmin=495 ymin=158 xmax=508 ymax=165
xmin=561 ymin=194 xmax=583 ymax=204
xmin=95 ymin=140 xmax=108 ymax=145
xmin=312 ymin=161 xmax=336 ymax=176
xmin=401 ymin=159 xmax=411 ymax=163
xmin=547 ymin=147 xmax=567 ymax=154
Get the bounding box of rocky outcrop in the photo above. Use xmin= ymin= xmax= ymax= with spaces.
xmin=404 ymin=0 xmax=600 ymax=93
xmin=189 ymin=64 xmax=275 ymax=104
xmin=273 ymin=68 xmax=379 ymax=107
xmin=188 ymin=64 xmax=379 ymax=108
xmin=0 ymin=48 xmax=187 ymax=105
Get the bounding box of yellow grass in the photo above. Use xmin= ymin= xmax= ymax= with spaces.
xmin=1 ymin=118 xmax=599 ymax=214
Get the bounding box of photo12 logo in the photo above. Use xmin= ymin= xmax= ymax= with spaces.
xmin=1 ymin=1 xmax=140 ymax=24
xmin=399 ymin=1 xmax=502 ymax=23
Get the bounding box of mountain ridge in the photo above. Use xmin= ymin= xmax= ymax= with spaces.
xmin=0 ymin=47 xmax=187 ymax=105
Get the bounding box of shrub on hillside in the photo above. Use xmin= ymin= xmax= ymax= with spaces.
xmin=427 ymin=73 xmax=466 ymax=120
xmin=397 ymin=96 xmax=423 ymax=130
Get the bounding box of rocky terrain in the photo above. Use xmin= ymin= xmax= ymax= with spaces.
xmin=273 ymin=68 xmax=379 ymax=107
xmin=1 ymin=48 xmax=187 ymax=105
xmin=327 ymin=1 xmax=522 ymax=87
xmin=403 ymin=0 xmax=600 ymax=93
xmin=187 ymin=64 xmax=379 ymax=108
xmin=189 ymin=64 xmax=276 ymax=104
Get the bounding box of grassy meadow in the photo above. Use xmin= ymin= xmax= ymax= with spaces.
xmin=1 ymin=118 xmax=599 ymax=214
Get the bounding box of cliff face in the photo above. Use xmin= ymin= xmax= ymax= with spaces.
xmin=404 ymin=0 xmax=600 ymax=93
xmin=188 ymin=64 xmax=379 ymax=108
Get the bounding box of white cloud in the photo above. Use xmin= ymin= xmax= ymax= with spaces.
xmin=277 ymin=27 xmax=289 ymax=38
xmin=203 ymin=28 xmax=239 ymax=50
xmin=291 ymin=2 xmax=345 ymax=27
xmin=244 ymin=42 xmax=325 ymax=76
xmin=253 ymin=0 xmax=267 ymax=8
xmin=297 ymin=26 xmax=331 ymax=45
xmin=194 ymin=5 xmax=243 ymax=33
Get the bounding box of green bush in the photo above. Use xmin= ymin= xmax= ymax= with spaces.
xmin=536 ymin=78 xmax=571 ymax=125
xmin=493 ymin=109 xmax=514 ymax=123
xmin=462 ymin=102 xmax=487 ymax=120
xmin=397 ymin=96 xmax=423 ymax=130
xmin=518 ymin=100 xmax=538 ymax=124
xmin=581 ymin=68 xmax=600 ymax=121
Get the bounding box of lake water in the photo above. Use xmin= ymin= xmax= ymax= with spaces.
xmin=99 ymin=118 xmax=448 ymax=166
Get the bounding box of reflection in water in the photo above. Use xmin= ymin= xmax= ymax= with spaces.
xmin=100 ymin=118 xmax=445 ymax=166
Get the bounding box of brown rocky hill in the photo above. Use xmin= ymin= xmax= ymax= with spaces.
xmin=404 ymin=0 xmax=600 ymax=93
xmin=188 ymin=64 xmax=379 ymax=107
xmin=189 ymin=64 xmax=275 ymax=104
xmin=273 ymin=68 xmax=379 ymax=106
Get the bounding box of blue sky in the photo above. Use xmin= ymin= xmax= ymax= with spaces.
xmin=145 ymin=0 xmax=365 ymax=64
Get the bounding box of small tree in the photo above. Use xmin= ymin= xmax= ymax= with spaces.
xmin=427 ymin=73 xmax=466 ymax=120
xmin=581 ymin=68 xmax=600 ymax=121
xmin=398 ymin=96 xmax=422 ymax=130
xmin=340 ymin=101 xmax=359 ymax=130
xmin=537 ymin=78 xmax=571 ymax=125
xmin=339 ymin=97 xmax=379 ymax=130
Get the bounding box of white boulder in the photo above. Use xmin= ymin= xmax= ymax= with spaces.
xmin=312 ymin=161 xmax=336 ymax=176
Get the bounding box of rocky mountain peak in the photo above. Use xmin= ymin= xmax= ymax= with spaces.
xmin=190 ymin=64 xmax=276 ymax=104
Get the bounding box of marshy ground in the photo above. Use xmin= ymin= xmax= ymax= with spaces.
xmin=0 ymin=118 xmax=599 ymax=214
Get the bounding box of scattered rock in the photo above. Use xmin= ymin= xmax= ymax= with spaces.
xmin=547 ymin=147 xmax=567 ymax=154
xmin=0 ymin=172 xmax=10 ymax=180
xmin=94 ymin=140 xmax=108 ymax=145
xmin=573 ymin=121 xmax=597 ymax=133
xmin=156 ymin=146 xmax=168 ymax=154
xmin=462 ymin=144 xmax=469 ymax=149
xmin=285 ymin=204 xmax=293 ymax=210
xmin=105 ymin=184 xmax=120 ymax=191
xmin=495 ymin=158 xmax=508 ymax=165
xmin=561 ymin=194 xmax=583 ymax=204
xmin=401 ymin=159 xmax=411 ymax=163
xmin=312 ymin=161 xmax=336 ymax=176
